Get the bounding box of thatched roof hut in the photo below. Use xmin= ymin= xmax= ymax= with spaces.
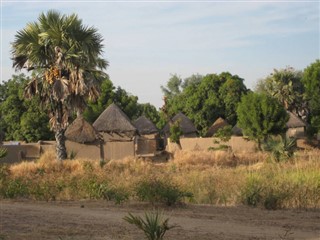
xmin=134 ymin=116 xmax=158 ymax=135
xmin=93 ymin=103 xmax=137 ymax=135
xmin=205 ymin=117 xmax=229 ymax=137
xmin=162 ymin=112 xmax=197 ymax=136
xmin=286 ymin=112 xmax=306 ymax=128
xmin=65 ymin=116 xmax=97 ymax=143
xmin=232 ymin=124 xmax=243 ymax=136
xmin=286 ymin=112 xmax=306 ymax=138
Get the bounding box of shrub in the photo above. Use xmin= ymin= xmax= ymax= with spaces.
xmin=0 ymin=148 xmax=7 ymax=159
xmin=123 ymin=211 xmax=176 ymax=240
xmin=135 ymin=177 xmax=193 ymax=206
xmin=263 ymin=136 xmax=297 ymax=162
xmin=103 ymin=187 xmax=129 ymax=204
xmin=3 ymin=178 xmax=29 ymax=198
xmin=241 ymin=174 xmax=263 ymax=207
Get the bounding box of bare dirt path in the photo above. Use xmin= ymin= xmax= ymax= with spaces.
xmin=0 ymin=200 xmax=319 ymax=240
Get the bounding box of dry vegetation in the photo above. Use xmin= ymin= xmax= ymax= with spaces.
xmin=1 ymin=149 xmax=319 ymax=210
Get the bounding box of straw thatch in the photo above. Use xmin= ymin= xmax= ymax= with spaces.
xmin=232 ymin=124 xmax=243 ymax=136
xmin=93 ymin=103 xmax=137 ymax=134
xmin=162 ymin=112 xmax=197 ymax=135
xmin=205 ymin=117 xmax=229 ymax=137
xmin=134 ymin=116 xmax=159 ymax=135
xmin=286 ymin=111 xmax=306 ymax=128
xmin=65 ymin=116 xmax=97 ymax=143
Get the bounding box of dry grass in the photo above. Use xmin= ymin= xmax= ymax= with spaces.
xmin=1 ymin=149 xmax=319 ymax=209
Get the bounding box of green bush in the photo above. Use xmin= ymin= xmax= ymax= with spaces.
xmin=263 ymin=136 xmax=297 ymax=162
xmin=103 ymin=187 xmax=129 ymax=204
xmin=3 ymin=178 xmax=29 ymax=198
xmin=135 ymin=177 xmax=193 ymax=206
xmin=0 ymin=148 xmax=7 ymax=159
xmin=241 ymin=174 xmax=263 ymax=207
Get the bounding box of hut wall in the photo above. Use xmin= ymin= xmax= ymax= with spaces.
xmin=286 ymin=127 xmax=305 ymax=138
xmin=136 ymin=135 xmax=158 ymax=155
xmin=66 ymin=141 xmax=101 ymax=160
xmin=105 ymin=141 xmax=135 ymax=160
xmin=1 ymin=142 xmax=41 ymax=164
xmin=167 ymin=136 xmax=257 ymax=153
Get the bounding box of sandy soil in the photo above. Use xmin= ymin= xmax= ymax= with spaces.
xmin=0 ymin=200 xmax=319 ymax=240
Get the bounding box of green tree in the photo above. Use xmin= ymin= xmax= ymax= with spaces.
xmin=0 ymin=74 xmax=53 ymax=142
xmin=255 ymin=67 xmax=305 ymax=117
xmin=160 ymin=74 xmax=182 ymax=99
xmin=237 ymin=93 xmax=289 ymax=150
xmin=302 ymin=60 xmax=320 ymax=134
xmin=11 ymin=11 xmax=107 ymax=160
xmin=161 ymin=72 xmax=247 ymax=135
xmin=84 ymin=77 xmax=159 ymax=124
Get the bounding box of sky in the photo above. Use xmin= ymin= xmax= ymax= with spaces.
xmin=1 ymin=0 xmax=319 ymax=109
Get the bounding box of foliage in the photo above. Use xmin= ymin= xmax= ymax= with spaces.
xmin=263 ymin=136 xmax=297 ymax=162
xmin=241 ymin=174 xmax=263 ymax=207
xmin=213 ymin=125 xmax=232 ymax=142
xmin=169 ymin=120 xmax=182 ymax=145
xmin=123 ymin=211 xmax=176 ymax=240
xmin=302 ymin=59 xmax=320 ymax=134
xmin=160 ymin=74 xmax=182 ymax=99
xmin=237 ymin=93 xmax=289 ymax=149
xmin=255 ymin=67 xmax=306 ymax=117
xmin=11 ymin=10 xmax=107 ymax=160
xmin=0 ymin=74 xmax=53 ymax=142
xmin=84 ymin=77 xmax=160 ymax=124
xmin=0 ymin=148 xmax=7 ymax=159
xmin=161 ymin=72 xmax=247 ymax=135
xmin=135 ymin=177 xmax=193 ymax=206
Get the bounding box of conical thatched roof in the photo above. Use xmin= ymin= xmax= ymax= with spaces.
xmin=65 ymin=116 xmax=97 ymax=143
xmin=134 ymin=116 xmax=158 ymax=135
xmin=162 ymin=112 xmax=197 ymax=135
xmin=205 ymin=117 xmax=229 ymax=137
xmin=93 ymin=103 xmax=137 ymax=134
xmin=232 ymin=123 xmax=243 ymax=136
xmin=286 ymin=112 xmax=306 ymax=128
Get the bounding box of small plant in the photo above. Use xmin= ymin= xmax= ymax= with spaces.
xmin=214 ymin=125 xmax=232 ymax=142
xmin=263 ymin=136 xmax=297 ymax=162
xmin=103 ymin=187 xmax=129 ymax=204
xmin=68 ymin=150 xmax=77 ymax=160
xmin=123 ymin=211 xmax=176 ymax=240
xmin=0 ymin=148 xmax=7 ymax=159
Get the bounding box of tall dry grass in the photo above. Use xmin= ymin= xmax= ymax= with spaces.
xmin=0 ymin=149 xmax=319 ymax=209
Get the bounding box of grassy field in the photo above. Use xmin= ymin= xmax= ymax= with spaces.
xmin=0 ymin=149 xmax=319 ymax=210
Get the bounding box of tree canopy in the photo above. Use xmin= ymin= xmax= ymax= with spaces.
xmin=237 ymin=92 xmax=289 ymax=149
xmin=302 ymin=59 xmax=320 ymax=134
xmin=160 ymin=72 xmax=247 ymax=135
xmin=0 ymin=74 xmax=53 ymax=142
xmin=255 ymin=67 xmax=306 ymax=118
xmin=11 ymin=10 xmax=107 ymax=160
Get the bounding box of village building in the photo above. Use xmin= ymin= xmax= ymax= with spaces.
xmin=205 ymin=117 xmax=229 ymax=137
xmin=162 ymin=112 xmax=197 ymax=141
xmin=93 ymin=103 xmax=137 ymax=160
xmin=286 ymin=112 xmax=306 ymax=138
xmin=64 ymin=115 xmax=102 ymax=160
xmin=133 ymin=116 xmax=161 ymax=156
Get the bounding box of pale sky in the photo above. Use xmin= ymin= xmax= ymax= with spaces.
xmin=1 ymin=0 xmax=319 ymax=108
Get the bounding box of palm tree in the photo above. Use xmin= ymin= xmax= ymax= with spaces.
xmin=11 ymin=10 xmax=108 ymax=160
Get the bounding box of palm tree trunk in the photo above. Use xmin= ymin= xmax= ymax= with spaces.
xmin=55 ymin=128 xmax=67 ymax=160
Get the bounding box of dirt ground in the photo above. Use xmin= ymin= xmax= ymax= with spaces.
xmin=0 ymin=200 xmax=319 ymax=240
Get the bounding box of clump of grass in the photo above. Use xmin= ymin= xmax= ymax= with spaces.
xmin=135 ymin=177 xmax=193 ymax=206
xmin=123 ymin=210 xmax=176 ymax=240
